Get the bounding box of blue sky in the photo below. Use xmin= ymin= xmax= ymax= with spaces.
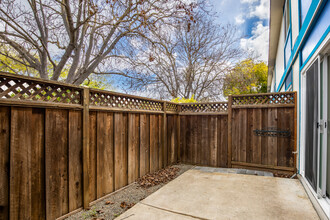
xmin=208 ymin=0 xmax=270 ymax=62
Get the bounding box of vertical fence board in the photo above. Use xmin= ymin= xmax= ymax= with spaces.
xmin=239 ymin=109 xmax=247 ymax=162
xmin=163 ymin=113 xmax=168 ymax=167
xmin=210 ymin=116 xmax=217 ymax=166
xmin=68 ymin=110 xmax=83 ymax=211
xmin=150 ymin=115 xmax=159 ymax=173
xmin=140 ymin=114 xmax=150 ymax=176
xmin=218 ymin=115 xmax=228 ymax=167
xmin=89 ymin=112 xmax=97 ymax=201
xmin=31 ymin=109 xmax=45 ymax=220
xmin=277 ymin=109 xmax=288 ymax=167
xmin=192 ymin=115 xmax=198 ymax=164
xmin=97 ymin=112 xmax=114 ymax=198
xmin=251 ymin=109 xmax=262 ymax=164
xmin=45 ymin=109 xmax=68 ymax=219
xmin=168 ymin=116 xmax=176 ymax=164
xmin=128 ymin=114 xmax=140 ymax=184
xmin=261 ymin=109 xmax=268 ymax=165
xmin=201 ymin=116 xmax=209 ymax=165
xmin=197 ymin=116 xmax=202 ymax=164
xmin=232 ymin=110 xmax=238 ymax=162
xmin=158 ymin=115 xmax=164 ymax=169
xmin=246 ymin=109 xmax=253 ymax=163
xmin=0 ymin=107 xmax=10 ymax=220
xmin=114 ymin=113 xmax=128 ymax=190
xmin=10 ymin=107 xmax=32 ymax=220
xmin=180 ymin=116 xmax=186 ymax=163
xmin=268 ymin=108 xmax=278 ymax=166
xmin=187 ymin=116 xmax=194 ymax=164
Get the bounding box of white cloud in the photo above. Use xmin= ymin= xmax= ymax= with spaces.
xmin=241 ymin=0 xmax=258 ymax=3
xmin=249 ymin=0 xmax=270 ymax=19
xmin=235 ymin=15 xmax=245 ymax=25
xmin=240 ymin=22 xmax=269 ymax=62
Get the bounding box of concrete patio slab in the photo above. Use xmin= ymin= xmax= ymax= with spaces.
xmin=118 ymin=168 xmax=319 ymax=220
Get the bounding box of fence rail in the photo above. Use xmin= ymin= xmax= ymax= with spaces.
xmin=0 ymin=73 xmax=297 ymax=220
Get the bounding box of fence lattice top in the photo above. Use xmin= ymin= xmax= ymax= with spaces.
xmin=232 ymin=93 xmax=295 ymax=106
xmin=0 ymin=73 xmax=82 ymax=104
xmin=180 ymin=102 xmax=228 ymax=113
xmin=0 ymin=73 xmax=296 ymax=112
xmin=89 ymin=90 xmax=164 ymax=111
xmin=165 ymin=102 xmax=179 ymax=112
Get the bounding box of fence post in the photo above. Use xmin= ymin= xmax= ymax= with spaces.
xmin=82 ymin=88 xmax=90 ymax=209
xmin=293 ymin=91 xmax=297 ymax=171
xmin=227 ymin=96 xmax=232 ymax=168
xmin=163 ymin=102 xmax=167 ymax=166
xmin=177 ymin=105 xmax=181 ymax=163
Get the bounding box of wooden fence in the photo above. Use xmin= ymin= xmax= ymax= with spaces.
xmin=0 ymin=72 xmax=296 ymax=220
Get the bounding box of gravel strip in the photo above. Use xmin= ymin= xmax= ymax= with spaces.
xmin=66 ymin=164 xmax=193 ymax=220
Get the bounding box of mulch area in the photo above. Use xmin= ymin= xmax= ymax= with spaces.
xmin=66 ymin=164 xmax=193 ymax=220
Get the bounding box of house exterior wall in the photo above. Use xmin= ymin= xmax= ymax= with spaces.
xmin=271 ymin=0 xmax=330 ymax=93
xmin=269 ymin=0 xmax=330 ymax=217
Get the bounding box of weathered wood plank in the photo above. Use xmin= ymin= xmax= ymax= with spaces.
xmin=169 ymin=115 xmax=177 ymax=164
xmin=218 ymin=115 xmax=228 ymax=167
xmin=10 ymin=107 xmax=32 ymax=220
xmin=209 ymin=116 xmax=217 ymax=166
xmin=158 ymin=115 xmax=164 ymax=169
xmin=114 ymin=113 xmax=128 ymax=190
xmin=187 ymin=116 xmax=194 ymax=164
xmin=197 ymin=116 xmax=202 ymax=165
xmin=227 ymin=96 xmax=233 ymax=167
xmin=180 ymin=116 xmax=186 ymax=163
xmin=246 ymin=109 xmax=253 ymax=163
xmin=261 ymin=108 xmax=268 ymax=165
xmin=267 ymin=108 xmax=278 ymax=166
xmin=288 ymin=108 xmax=295 ymax=167
xmin=45 ymin=109 xmax=69 ymax=219
xmin=97 ymin=112 xmax=114 ymax=198
xmin=192 ymin=115 xmax=198 ymax=164
xmin=82 ymin=88 xmax=90 ymax=209
xmin=149 ymin=115 xmax=159 ymax=173
xmin=201 ymin=116 xmax=209 ymax=165
xmin=231 ymin=109 xmax=238 ymax=162
xmin=0 ymin=107 xmax=10 ymax=220
xmin=89 ymin=111 xmax=97 ymax=201
xmin=68 ymin=110 xmax=83 ymax=211
xmin=128 ymin=114 xmax=139 ymax=184
xmin=31 ymin=109 xmax=45 ymax=220
xmin=140 ymin=114 xmax=150 ymax=176
xmin=251 ymin=108 xmax=262 ymax=164
xmin=239 ymin=109 xmax=247 ymax=162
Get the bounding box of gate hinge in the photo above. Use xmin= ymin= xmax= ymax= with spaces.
xmin=292 ymin=151 xmax=298 ymax=154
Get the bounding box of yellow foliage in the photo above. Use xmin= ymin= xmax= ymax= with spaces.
xmin=222 ymin=59 xmax=268 ymax=97
xmin=171 ymin=95 xmax=197 ymax=103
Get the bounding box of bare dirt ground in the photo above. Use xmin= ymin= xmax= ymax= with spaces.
xmin=66 ymin=164 xmax=193 ymax=220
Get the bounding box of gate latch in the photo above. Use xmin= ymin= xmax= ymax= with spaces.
xmin=318 ymin=120 xmax=326 ymax=133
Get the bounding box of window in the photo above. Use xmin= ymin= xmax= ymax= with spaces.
xmin=284 ymin=0 xmax=290 ymax=37
xmin=300 ymin=0 xmax=312 ymax=27
xmin=284 ymin=33 xmax=292 ymax=67
xmin=301 ymin=1 xmax=330 ymax=65
xmin=285 ymin=69 xmax=293 ymax=90
xmin=283 ymin=0 xmax=292 ymax=68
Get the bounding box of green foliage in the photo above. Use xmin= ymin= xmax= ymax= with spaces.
xmin=222 ymin=59 xmax=268 ymax=97
xmin=171 ymin=95 xmax=197 ymax=103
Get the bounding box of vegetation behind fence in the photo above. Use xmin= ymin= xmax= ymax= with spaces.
xmin=0 ymin=72 xmax=296 ymax=220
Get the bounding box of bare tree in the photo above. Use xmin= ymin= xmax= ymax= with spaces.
xmin=0 ymin=0 xmax=195 ymax=84
xmin=123 ymin=12 xmax=242 ymax=101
